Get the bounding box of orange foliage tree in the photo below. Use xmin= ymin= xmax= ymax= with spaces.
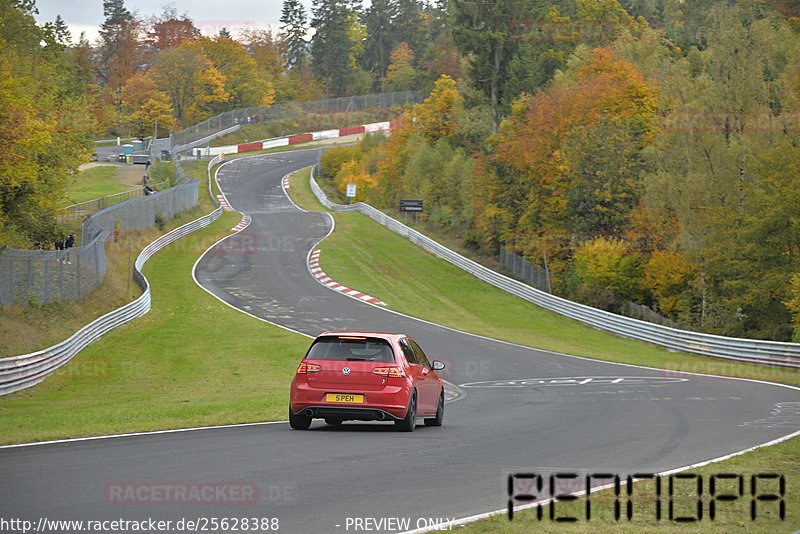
xmin=481 ymin=47 xmax=657 ymax=263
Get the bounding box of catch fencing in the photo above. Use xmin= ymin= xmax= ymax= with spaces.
xmin=170 ymin=91 xmax=423 ymax=151
xmin=1 ymin=167 xmax=199 ymax=308
xmin=80 ymin=180 xmax=199 ymax=243
xmin=309 ymin=168 xmax=800 ymax=369
xmin=0 ymin=234 xmax=108 ymax=308
xmin=59 ymin=182 xmax=166 ymax=223
xmin=0 ymin=158 xmax=223 ymax=395
xmin=499 ymin=247 xmax=551 ymax=292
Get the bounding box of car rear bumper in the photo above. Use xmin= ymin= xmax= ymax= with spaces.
xmin=291 ymin=405 xmax=403 ymax=421
xmin=290 ymin=381 xmax=410 ymax=420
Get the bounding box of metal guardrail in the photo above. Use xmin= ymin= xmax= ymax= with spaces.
xmin=207 ymin=155 xmax=223 ymax=207
xmin=309 ymin=168 xmax=800 ymax=369
xmin=0 ymin=159 xmax=225 ymax=396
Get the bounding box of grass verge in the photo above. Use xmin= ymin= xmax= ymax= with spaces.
xmin=67 ymin=165 xmax=131 ymax=204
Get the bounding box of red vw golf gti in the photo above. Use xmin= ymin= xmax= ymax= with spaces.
xmin=289 ymin=332 xmax=446 ymax=431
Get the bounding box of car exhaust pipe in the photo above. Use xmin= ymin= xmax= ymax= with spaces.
xmin=303 ymin=409 xmax=314 ymax=417
xmin=376 ymin=412 xmax=385 ymax=420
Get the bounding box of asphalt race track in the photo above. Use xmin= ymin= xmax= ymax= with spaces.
xmin=2 ymin=149 xmax=800 ymax=532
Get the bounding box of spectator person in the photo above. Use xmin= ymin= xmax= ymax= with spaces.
xmin=56 ymin=233 xmax=75 ymax=264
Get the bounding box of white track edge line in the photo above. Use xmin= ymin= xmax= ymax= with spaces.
xmin=0 ymin=421 xmax=287 ymax=450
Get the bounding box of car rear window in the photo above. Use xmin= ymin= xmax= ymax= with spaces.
xmin=305 ymin=336 xmax=396 ymax=362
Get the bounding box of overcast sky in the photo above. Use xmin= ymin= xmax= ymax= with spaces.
xmin=33 ymin=0 xmax=314 ymax=42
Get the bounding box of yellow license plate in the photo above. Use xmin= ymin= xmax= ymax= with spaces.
xmin=326 ymin=393 xmax=364 ymax=403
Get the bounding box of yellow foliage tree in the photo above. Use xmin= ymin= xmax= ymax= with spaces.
xmin=150 ymin=43 xmax=229 ymax=126
xmin=644 ymin=250 xmax=698 ymax=318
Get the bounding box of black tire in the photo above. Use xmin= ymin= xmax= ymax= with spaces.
xmin=425 ymin=389 xmax=444 ymax=427
xmin=289 ymin=406 xmax=311 ymax=430
xmin=324 ymin=418 xmax=342 ymax=425
xmin=395 ymin=391 xmax=417 ymax=432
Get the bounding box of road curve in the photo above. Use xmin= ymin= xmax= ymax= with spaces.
xmin=2 ymin=149 xmax=799 ymax=533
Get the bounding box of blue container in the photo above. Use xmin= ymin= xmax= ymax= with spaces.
xmin=122 ymin=144 xmax=133 ymax=155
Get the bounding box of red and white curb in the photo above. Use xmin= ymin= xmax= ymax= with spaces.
xmin=231 ymin=213 xmax=250 ymax=232
xmin=282 ymin=176 xmax=290 ymax=190
xmin=309 ymin=249 xmax=386 ymax=306
xmin=217 ymin=195 xmax=232 ymax=211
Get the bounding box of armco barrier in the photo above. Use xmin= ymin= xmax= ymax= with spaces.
xmin=194 ymin=120 xmax=394 ymax=157
xmin=0 ymin=160 xmax=225 ymax=396
xmin=309 ymin=168 xmax=800 ymax=369
xmin=208 ymin=154 xmax=223 ymax=206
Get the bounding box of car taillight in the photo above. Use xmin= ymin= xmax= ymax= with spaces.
xmin=371 ymin=366 xmax=404 ymax=378
xmin=296 ymin=362 xmax=322 ymax=374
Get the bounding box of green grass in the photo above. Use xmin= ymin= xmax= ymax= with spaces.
xmin=0 ymin=209 xmax=309 ymax=444
xmin=66 ymin=165 xmax=131 ymax=205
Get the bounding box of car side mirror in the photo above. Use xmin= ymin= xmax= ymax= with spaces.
xmin=432 ymin=360 xmax=445 ymax=371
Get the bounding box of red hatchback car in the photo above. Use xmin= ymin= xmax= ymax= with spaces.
xmin=289 ymin=332 xmax=446 ymax=431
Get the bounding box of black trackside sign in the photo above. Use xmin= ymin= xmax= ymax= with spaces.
xmin=399 ymin=200 xmax=423 ymax=212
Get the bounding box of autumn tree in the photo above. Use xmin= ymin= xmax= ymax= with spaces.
xmin=571 ymin=236 xmax=645 ymax=311
xmin=150 ymin=43 xmax=228 ymax=125
xmin=119 ymin=73 xmax=175 ymax=137
xmin=486 ymin=47 xmax=656 ymax=266
xmin=644 ymin=250 xmax=699 ymax=320
xmin=383 ymin=42 xmax=418 ymax=92
xmin=97 ymin=0 xmax=143 ymax=110
xmin=373 ymin=75 xmax=463 ymax=208
xmin=145 ymin=6 xmax=200 ymax=52
xmin=194 ymin=35 xmax=275 ymax=111
xmin=0 ymin=0 xmax=93 ymax=247
xmin=645 ymin=3 xmax=800 ymax=337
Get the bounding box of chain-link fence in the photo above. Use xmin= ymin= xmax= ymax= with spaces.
xmin=58 ymin=182 xmax=166 ymax=223
xmin=0 ymin=232 xmax=108 ymax=308
xmin=81 ymin=179 xmax=199 ymax=242
xmin=170 ymin=91 xmax=423 ymax=150
xmin=499 ymin=247 xmax=678 ymax=328
xmin=499 ymin=248 xmax=551 ymax=292
xmin=1 ymin=169 xmax=199 ymax=308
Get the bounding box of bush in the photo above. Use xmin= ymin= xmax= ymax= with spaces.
xmin=320 ymin=145 xmax=361 ymax=180
xmin=149 ymin=161 xmax=174 ymax=188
